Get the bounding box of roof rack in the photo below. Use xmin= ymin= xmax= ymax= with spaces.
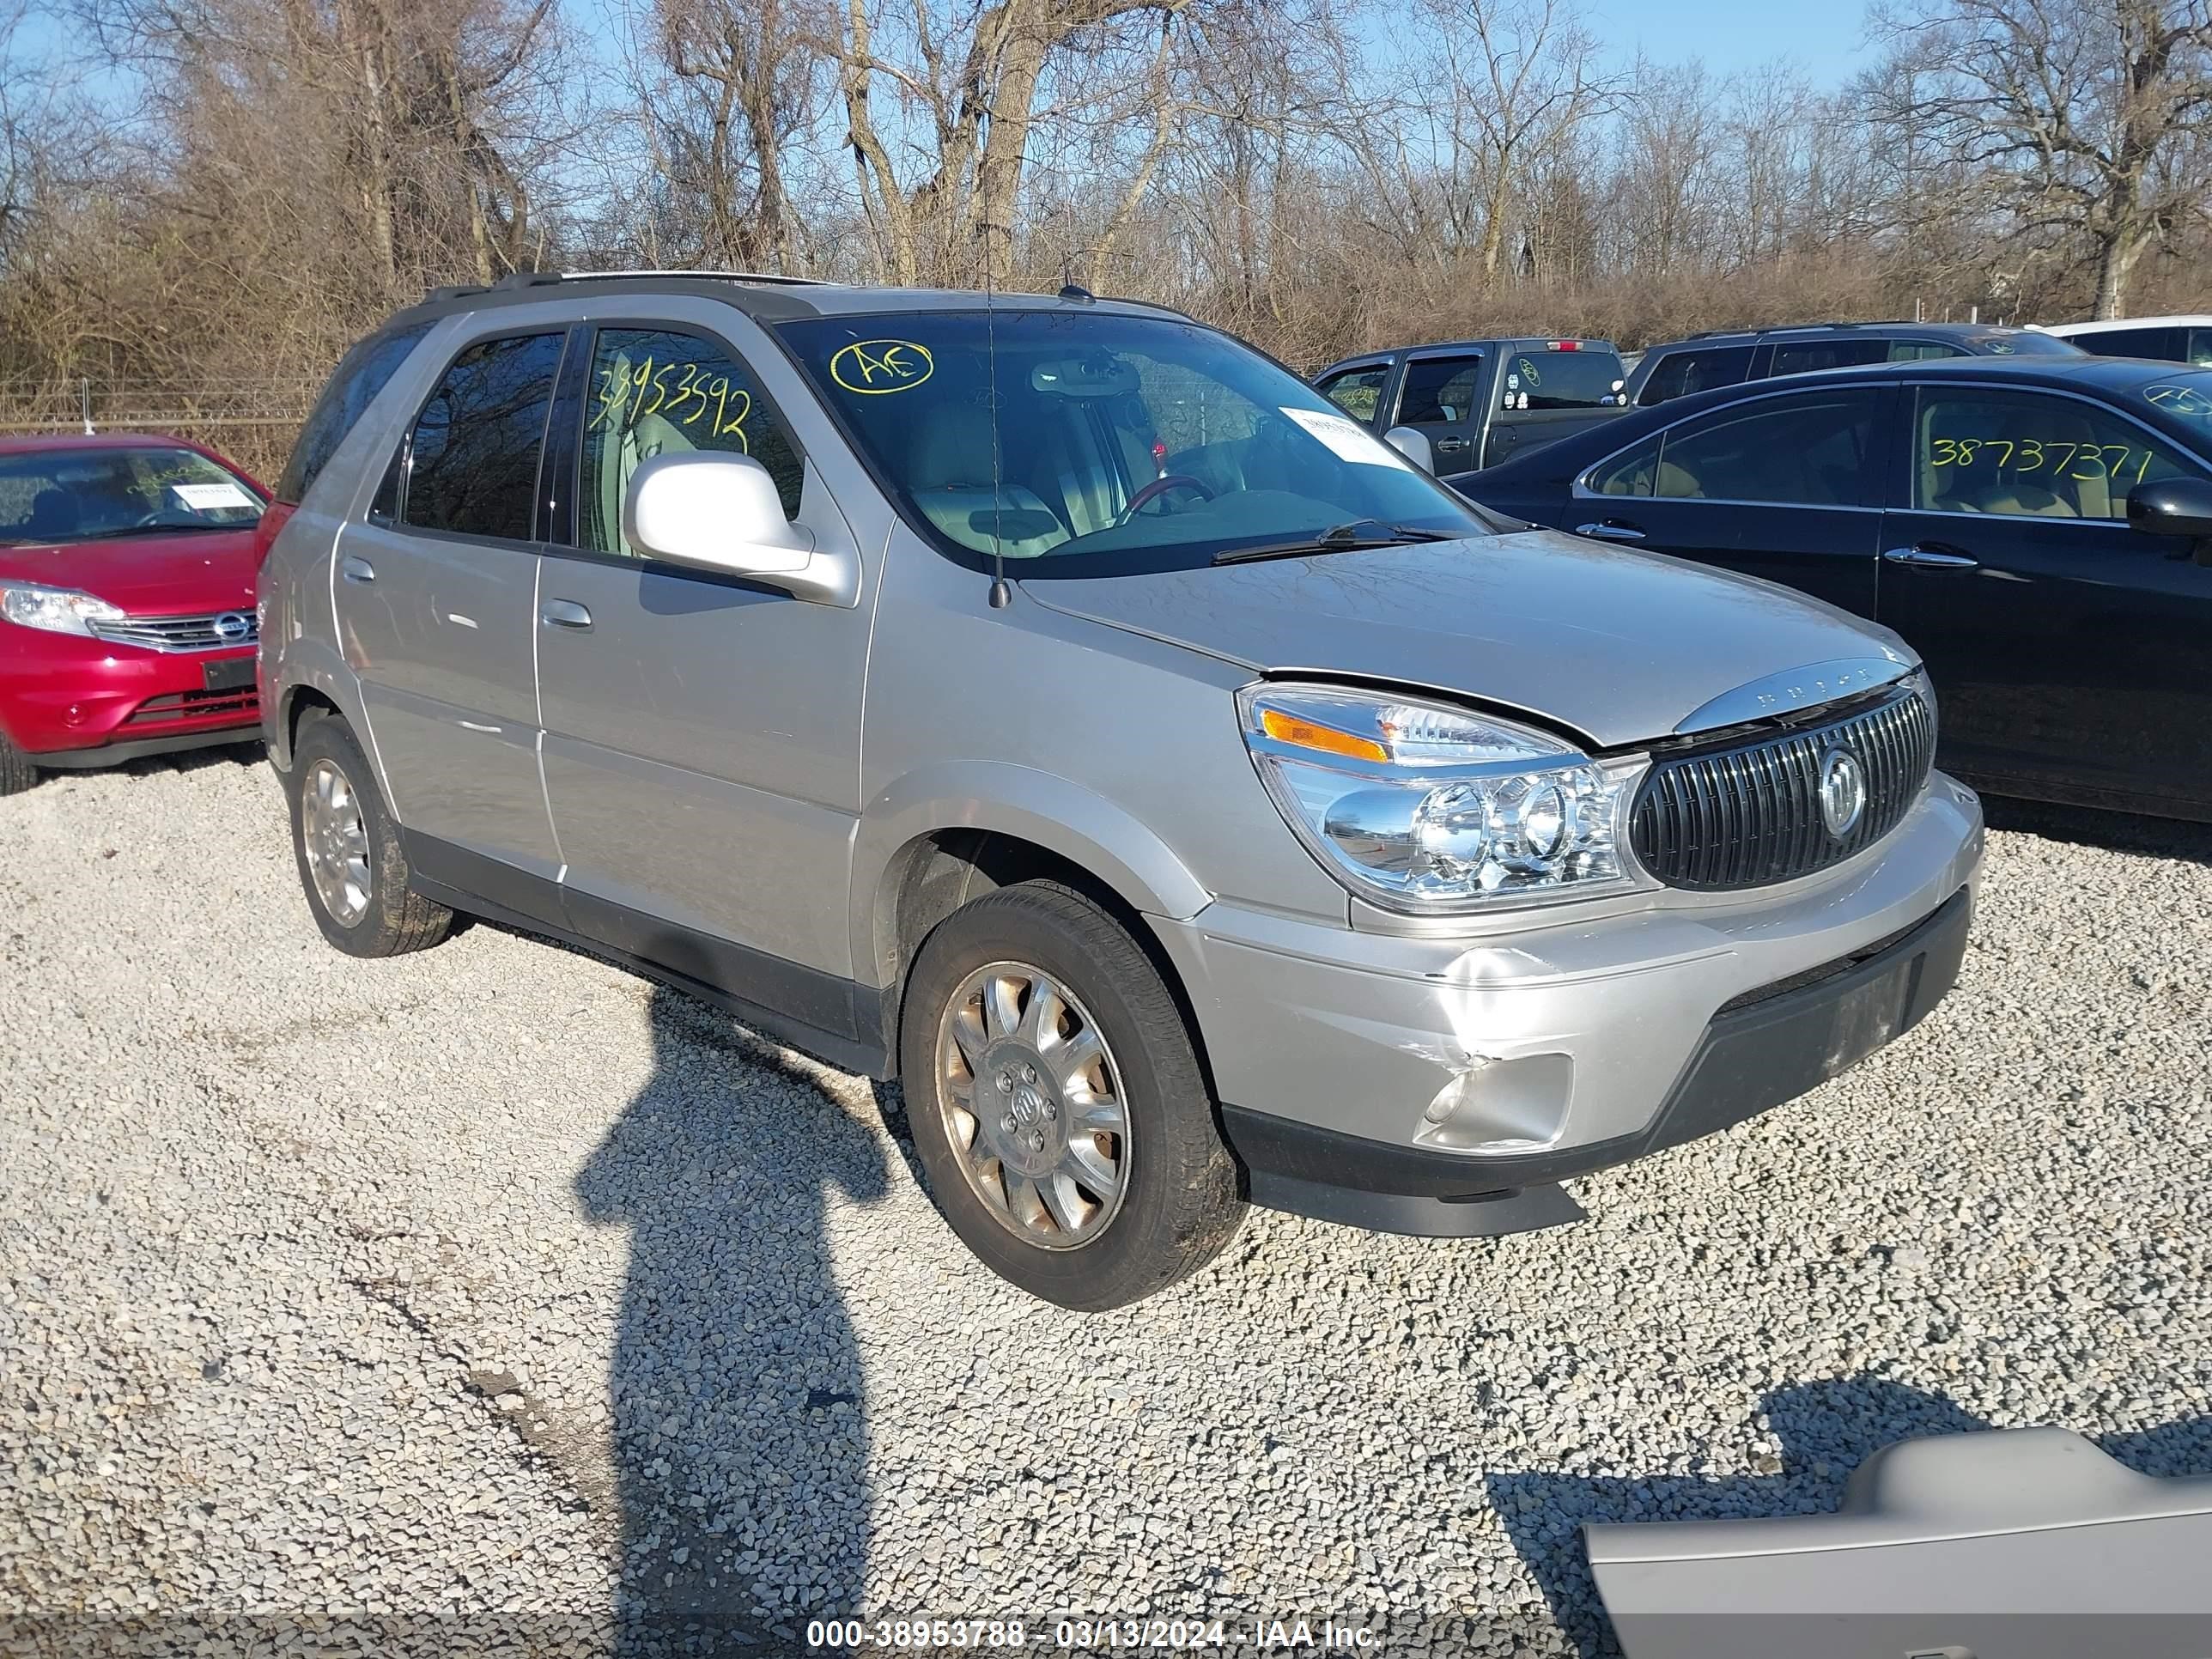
xmin=556 ymin=267 xmax=830 ymax=287
xmin=1682 ymin=319 xmax=1930 ymax=340
xmin=422 ymin=267 xmax=832 ymax=305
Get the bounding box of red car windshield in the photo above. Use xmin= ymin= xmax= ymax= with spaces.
xmin=0 ymin=447 xmax=264 ymax=546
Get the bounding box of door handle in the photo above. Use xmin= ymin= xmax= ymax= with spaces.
xmin=340 ymin=556 xmax=375 ymax=583
xmin=1434 ymin=437 xmax=1471 ymax=454
xmin=1882 ymin=544 xmax=1979 ymax=570
xmin=1574 ymin=521 xmax=1646 ymax=543
xmin=540 ymin=599 xmax=592 ymax=629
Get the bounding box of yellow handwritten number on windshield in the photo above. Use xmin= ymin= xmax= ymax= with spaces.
xmin=830 ymin=339 xmax=936 ymax=395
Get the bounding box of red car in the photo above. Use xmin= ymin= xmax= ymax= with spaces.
xmin=0 ymin=434 xmax=269 ymax=794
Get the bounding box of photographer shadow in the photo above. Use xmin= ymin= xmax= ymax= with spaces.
xmin=574 ymin=979 xmax=890 ymax=1655
xmin=1487 ymin=1375 xmax=2212 ymax=1658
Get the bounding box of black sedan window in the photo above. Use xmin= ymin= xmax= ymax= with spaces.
xmin=1914 ymin=387 xmax=2194 ymax=521
xmin=1588 ymin=392 xmax=1879 ymax=507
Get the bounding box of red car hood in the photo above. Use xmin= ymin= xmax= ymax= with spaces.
xmin=0 ymin=530 xmax=260 ymax=617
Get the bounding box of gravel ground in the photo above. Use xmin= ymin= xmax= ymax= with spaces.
xmin=2 ymin=747 xmax=2208 ymax=1657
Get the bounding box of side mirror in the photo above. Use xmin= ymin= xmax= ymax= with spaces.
xmin=1383 ymin=426 xmax=1434 ymax=472
xmin=2127 ymin=476 xmax=2212 ymax=564
xmin=623 ymin=453 xmax=855 ymax=602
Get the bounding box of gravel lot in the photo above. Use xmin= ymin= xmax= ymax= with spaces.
xmin=3 ymin=747 xmax=2208 ymax=1656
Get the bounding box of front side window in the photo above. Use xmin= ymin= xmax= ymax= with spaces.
xmin=1914 ymin=386 xmax=2195 ymax=520
xmin=1396 ymin=356 xmax=1484 ymax=425
xmin=1638 ymin=346 xmax=1754 ymax=406
xmin=580 ymin=327 xmax=804 ymax=557
xmin=404 ymin=331 xmax=565 ymax=541
xmin=776 ymin=310 xmax=1486 ymax=574
xmin=0 ymin=446 xmax=264 ymax=546
xmin=1316 ymin=364 xmax=1389 ymax=426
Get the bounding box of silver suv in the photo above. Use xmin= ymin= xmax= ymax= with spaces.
xmin=259 ymin=271 xmax=1984 ymax=1310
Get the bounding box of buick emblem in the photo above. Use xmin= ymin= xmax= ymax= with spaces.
xmin=1818 ymin=746 xmax=1867 ymax=841
xmin=212 ymin=611 xmax=252 ymax=642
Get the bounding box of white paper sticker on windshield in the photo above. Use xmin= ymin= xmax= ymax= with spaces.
xmin=1281 ymin=406 xmax=1404 ymax=466
xmin=172 ymin=481 xmax=252 ymax=511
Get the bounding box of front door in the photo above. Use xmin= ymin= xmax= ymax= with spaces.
xmin=1571 ymin=386 xmax=1891 ymax=615
xmin=533 ymin=318 xmax=872 ymax=1029
xmin=1875 ymin=382 xmax=2212 ymax=815
xmin=332 ymin=326 xmax=567 ymax=877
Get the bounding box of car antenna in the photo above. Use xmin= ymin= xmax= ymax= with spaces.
xmin=986 ymin=240 xmax=1012 ymax=609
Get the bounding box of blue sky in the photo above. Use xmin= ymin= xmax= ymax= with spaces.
xmin=1588 ymin=0 xmax=1875 ymax=78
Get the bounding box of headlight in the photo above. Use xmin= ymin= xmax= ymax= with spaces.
xmin=0 ymin=581 xmax=123 ymax=638
xmin=1239 ymin=684 xmax=1649 ymax=912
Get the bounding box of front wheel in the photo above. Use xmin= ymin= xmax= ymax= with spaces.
xmin=900 ymin=880 xmax=1245 ymax=1310
xmin=0 ymin=735 xmax=36 ymax=797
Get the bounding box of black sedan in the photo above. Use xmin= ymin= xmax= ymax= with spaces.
xmin=1455 ymin=355 xmax=2212 ymax=823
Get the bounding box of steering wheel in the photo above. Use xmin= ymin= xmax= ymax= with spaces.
xmin=1114 ymin=474 xmax=1214 ymax=527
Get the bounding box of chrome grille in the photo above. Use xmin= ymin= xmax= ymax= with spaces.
xmin=88 ymin=612 xmax=258 ymax=653
xmin=1630 ymin=685 xmax=1935 ymax=891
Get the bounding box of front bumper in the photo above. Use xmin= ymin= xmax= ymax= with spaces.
xmin=1152 ymin=774 xmax=1984 ymax=1236
xmin=0 ymin=630 xmax=259 ymax=761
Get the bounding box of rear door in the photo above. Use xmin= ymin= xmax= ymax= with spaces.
xmin=1875 ymin=381 xmax=2212 ymax=814
xmin=333 ymin=324 xmax=568 ymax=878
xmin=1570 ymin=384 xmax=1893 ymax=615
xmin=1388 ymin=351 xmax=1485 ymax=471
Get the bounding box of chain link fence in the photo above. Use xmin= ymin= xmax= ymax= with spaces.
xmin=0 ymin=378 xmax=313 ymax=482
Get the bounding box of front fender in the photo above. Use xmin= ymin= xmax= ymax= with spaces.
xmin=851 ymin=759 xmax=1214 ymax=992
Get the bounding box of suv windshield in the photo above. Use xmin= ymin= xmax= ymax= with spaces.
xmin=777 ymin=310 xmax=1486 ymax=574
xmin=0 ymin=447 xmax=264 ymax=546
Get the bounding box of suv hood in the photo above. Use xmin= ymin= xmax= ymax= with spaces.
xmin=1021 ymin=529 xmax=1915 ymax=750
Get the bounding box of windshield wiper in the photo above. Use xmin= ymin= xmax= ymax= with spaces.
xmin=1212 ymin=520 xmax=1454 ymax=566
xmin=94 ymin=521 xmax=240 ymax=538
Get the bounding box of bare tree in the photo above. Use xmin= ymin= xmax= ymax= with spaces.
xmin=1875 ymin=0 xmax=2212 ymax=316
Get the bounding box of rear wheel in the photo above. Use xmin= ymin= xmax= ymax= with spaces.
xmin=286 ymin=711 xmax=452 ymax=957
xmin=900 ymin=880 xmax=1244 ymax=1310
xmin=0 ymin=737 xmax=35 ymax=797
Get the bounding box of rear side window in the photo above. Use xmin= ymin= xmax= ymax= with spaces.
xmin=404 ymin=331 xmax=566 ymax=541
xmin=1396 ymin=356 xmax=1484 ymax=425
xmin=2075 ymin=325 xmax=2182 ymax=361
xmin=276 ymin=323 xmax=430 ymax=504
xmin=1596 ymin=391 xmax=1881 ymax=507
xmin=1886 ymin=341 xmax=1966 ymax=362
xmin=1638 ymin=346 xmax=1754 ymax=406
xmin=580 ymin=326 xmax=803 ymax=556
xmin=1316 ymin=364 xmax=1390 ymax=426
xmin=1766 ymin=338 xmax=1890 ymax=375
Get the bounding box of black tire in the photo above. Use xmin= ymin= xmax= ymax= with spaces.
xmin=899 ymin=880 xmax=1245 ymax=1310
xmin=286 ymin=710 xmax=453 ymax=957
xmin=0 ymin=735 xmax=35 ymax=797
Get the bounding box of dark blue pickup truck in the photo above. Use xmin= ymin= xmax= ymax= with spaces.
xmin=1312 ymin=337 xmax=1631 ymax=472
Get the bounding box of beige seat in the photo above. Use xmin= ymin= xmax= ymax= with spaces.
xmin=905 ymin=404 xmax=1067 ymax=558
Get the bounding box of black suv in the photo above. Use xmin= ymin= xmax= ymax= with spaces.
xmin=1624 ymin=321 xmax=2082 ymax=408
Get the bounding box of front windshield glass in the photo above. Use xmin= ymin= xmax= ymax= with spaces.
xmin=0 ymin=447 xmax=264 ymax=545
xmin=777 ymin=310 xmax=1487 ymax=575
